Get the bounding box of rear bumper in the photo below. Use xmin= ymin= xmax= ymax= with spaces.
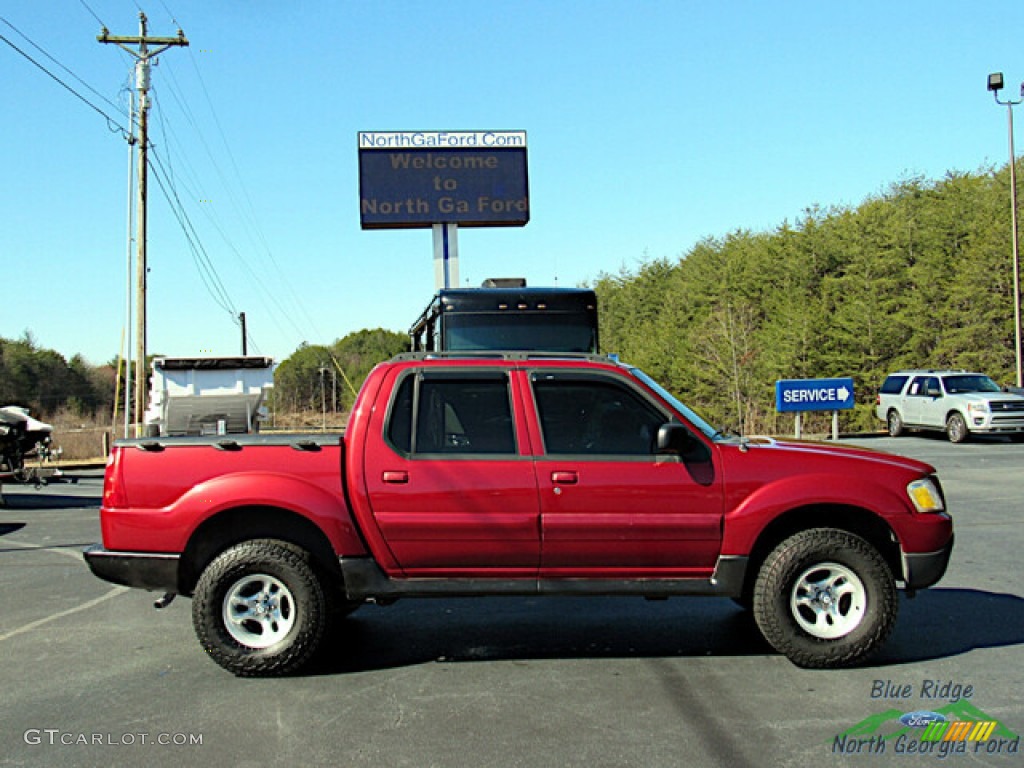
xmin=902 ymin=534 xmax=954 ymax=590
xmin=84 ymin=545 xmax=180 ymax=592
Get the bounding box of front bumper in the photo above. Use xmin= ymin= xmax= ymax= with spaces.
xmin=84 ymin=545 xmax=180 ymax=592
xmin=970 ymin=423 xmax=1024 ymax=434
xmin=902 ymin=534 xmax=954 ymax=590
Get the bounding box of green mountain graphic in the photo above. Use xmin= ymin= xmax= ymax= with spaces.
xmin=836 ymin=700 xmax=1019 ymax=742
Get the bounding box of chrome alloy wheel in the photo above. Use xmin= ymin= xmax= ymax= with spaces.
xmin=789 ymin=562 xmax=866 ymax=639
xmin=222 ymin=573 xmax=296 ymax=648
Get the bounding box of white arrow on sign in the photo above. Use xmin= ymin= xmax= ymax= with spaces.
xmin=837 ymin=386 xmax=850 ymax=401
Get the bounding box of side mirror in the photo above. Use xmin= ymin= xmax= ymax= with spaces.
xmin=926 ymin=387 xmax=942 ymax=398
xmin=656 ymin=423 xmax=695 ymax=455
xmin=657 ymin=422 xmax=712 ymax=463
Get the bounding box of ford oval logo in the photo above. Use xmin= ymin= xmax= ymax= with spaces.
xmin=900 ymin=711 xmax=947 ymax=728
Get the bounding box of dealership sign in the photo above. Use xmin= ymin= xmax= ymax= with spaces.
xmin=357 ymin=131 xmax=529 ymax=229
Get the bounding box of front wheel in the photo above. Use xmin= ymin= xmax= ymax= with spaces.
xmin=192 ymin=539 xmax=330 ymax=676
xmin=752 ymin=528 xmax=897 ymax=668
xmin=946 ymin=412 xmax=969 ymax=443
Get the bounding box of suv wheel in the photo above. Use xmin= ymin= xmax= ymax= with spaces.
xmin=752 ymin=528 xmax=897 ymax=668
xmin=946 ymin=412 xmax=969 ymax=444
xmin=192 ymin=539 xmax=331 ymax=676
xmin=886 ymin=410 xmax=904 ymax=437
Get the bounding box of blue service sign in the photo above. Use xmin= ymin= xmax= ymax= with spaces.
xmin=358 ymin=131 xmax=529 ymax=229
xmin=776 ymin=377 xmax=855 ymax=412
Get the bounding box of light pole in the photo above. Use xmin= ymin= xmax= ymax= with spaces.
xmin=319 ymin=367 xmax=327 ymax=432
xmin=988 ymin=72 xmax=1024 ymax=389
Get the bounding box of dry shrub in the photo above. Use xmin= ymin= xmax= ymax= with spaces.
xmin=263 ymin=409 xmax=349 ymax=432
xmin=43 ymin=410 xmax=112 ymax=461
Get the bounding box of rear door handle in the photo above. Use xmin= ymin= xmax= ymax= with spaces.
xmin=551 ymin=471 xmax=578 ymax=485
xmin=382 ymin=471 xmax=409 ymax=484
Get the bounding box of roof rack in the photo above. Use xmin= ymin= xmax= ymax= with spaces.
xmin=390 ymin=350 xmax=619 ymax=364
xmin=893 ymin=368 xmax=971 ymax=374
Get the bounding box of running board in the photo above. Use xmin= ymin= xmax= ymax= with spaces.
xmin=339 ymin=556 xmax=748 ymax=601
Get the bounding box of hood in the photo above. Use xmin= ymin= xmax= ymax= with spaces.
xmin=730 ymin=435 xmax=936 ymax=475
xmin=958 ymin=391 xmax=1024 ymax=405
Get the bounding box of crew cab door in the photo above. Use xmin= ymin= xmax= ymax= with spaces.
xmin=362 ymin=368 xmax=540 ymax=575
xmin=904 ymin=375 xmax=941 ymax=426
xmin=916 ymin=375 xmax=949 ymax=427
xmin=527 ymin=370 xmax=723 ymax=575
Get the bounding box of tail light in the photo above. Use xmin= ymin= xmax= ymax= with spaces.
xmin=102 ymin=447 xmax=127 ymax=508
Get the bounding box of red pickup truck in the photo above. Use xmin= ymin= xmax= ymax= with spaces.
xmin=85 ymin=353 xmax=953 ymax=676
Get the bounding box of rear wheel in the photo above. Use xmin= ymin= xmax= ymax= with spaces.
xmin=886 ymin=410 xmax=904 ymax=437
xmin=946 ymin=412 xmax=969 ymax=443
xmin=192 ymin=539 xmax=331 ymax=676
xmin=753 ymin=528 xmax=897 ymax=668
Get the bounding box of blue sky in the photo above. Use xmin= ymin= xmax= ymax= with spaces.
xmin=3 ymin=1 xmax=1024 ymax=366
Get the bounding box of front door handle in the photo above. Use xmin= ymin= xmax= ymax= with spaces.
xmin=382 ymin=470 xmax=409 ymax=484
xmin=551 ymin=471 xmax=578 ymax=485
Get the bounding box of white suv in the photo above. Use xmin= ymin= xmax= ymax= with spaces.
xmin=875 ymin=370 xmax=1024 ymax=443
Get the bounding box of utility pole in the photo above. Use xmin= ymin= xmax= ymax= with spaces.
xmin=239 ymin=312 xmax=248 ymax=355
xmin=99 ymin=14 xmax=188 ymax=435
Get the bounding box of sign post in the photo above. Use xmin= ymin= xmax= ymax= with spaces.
xmin=775 ymin=377 xmax=855 ymax=440
xmin=432 ymin=223 xmax=459 ymax=290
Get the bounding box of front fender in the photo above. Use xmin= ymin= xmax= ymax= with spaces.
xmin=720 ymin=471 xmax=910 ymax=555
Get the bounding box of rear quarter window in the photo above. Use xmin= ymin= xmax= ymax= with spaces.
xmin=880 ymin=375 xmax=909 ymax=395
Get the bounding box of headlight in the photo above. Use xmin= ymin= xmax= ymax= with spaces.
xmin=907 ymin=477 xmax=945 ymax=514
xmin=967 ymin=402 xmax=990 ymax=416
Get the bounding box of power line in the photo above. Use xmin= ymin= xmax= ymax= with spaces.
xmin=147 ymin=85 xmax=290 ymax=349
xmin=158 ymin=52 xmax=318 ymax=347
xmin=1 ymin=16 xmax=129 ymax=122
xmin=0 ymin=20 xmax=129 ymax=138
xmin=77 ymin=0 xmax=107 ymax=28
xmin=148 ymin=145 xmax=239 ymax=317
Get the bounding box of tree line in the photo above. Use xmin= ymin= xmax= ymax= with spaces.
xmin=6 ymin=164 xmax=1020 ymax=434
xmin=270 ymin=328 xmax=409 ymax=415
xmin=0 ymin=328 xmax=408 ymax=423
xmin=592 ymin=165 xmax=1020 ymax=433
xmin=0 ymin=333 xmax=114 ymax=418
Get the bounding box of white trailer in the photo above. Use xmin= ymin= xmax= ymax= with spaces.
xmin=144 ymin=356 xmax=274 ymax=437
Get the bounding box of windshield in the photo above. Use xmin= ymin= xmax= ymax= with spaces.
xmin=943 ymin=375 xmax=1001 ymax=394
xmin=629 ymin=367 xmax=718 ymax=439
xmin=444 ymin=314 xmax=597 ymax=353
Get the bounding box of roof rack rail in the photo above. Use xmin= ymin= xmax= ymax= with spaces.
xmin=390 ymin=350 xmax=618 ymax=363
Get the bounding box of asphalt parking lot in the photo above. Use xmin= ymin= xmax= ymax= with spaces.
xmin=1 ymin=436 xmax=1022 ymax=768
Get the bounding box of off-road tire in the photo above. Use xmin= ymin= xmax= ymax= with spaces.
xmin=192 ymin=539 xmax=330 ymax=677
xmin=886 ymin=409 xmax=904 ymax=437
xmin=752 ymin=528 xmax=897 ymax=669
xmin=946 ymin=412 xmax=969 ymax=444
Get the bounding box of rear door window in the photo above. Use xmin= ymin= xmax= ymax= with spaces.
xmin=386 ymin=371 xmax=516 ymax=456
xmin=880 ymin=375 xmax=909 ymax=395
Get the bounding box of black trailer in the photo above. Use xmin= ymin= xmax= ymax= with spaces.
xmin=409 ymin=279 xmax=598 ymax=353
